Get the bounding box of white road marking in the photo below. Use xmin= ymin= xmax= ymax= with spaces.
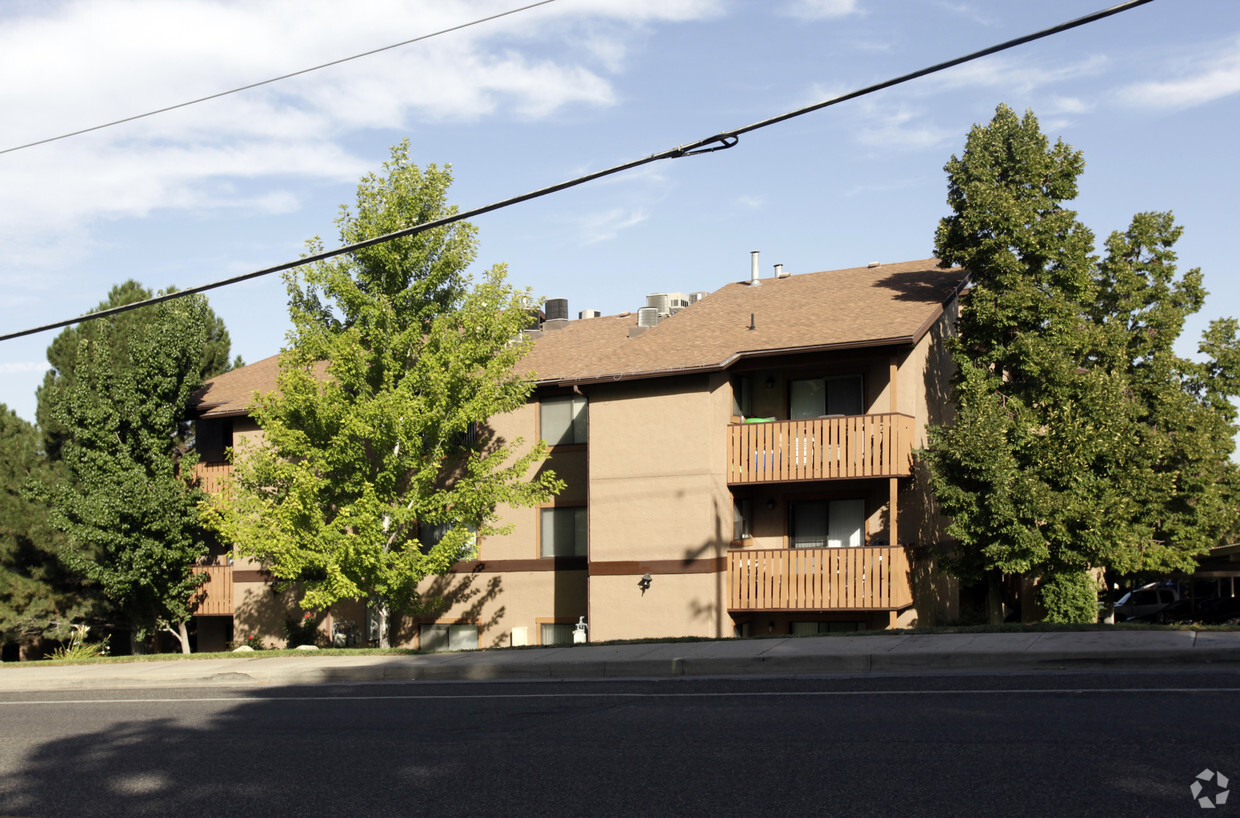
xmin=3 ymin=687 xmax=1239 ymax=705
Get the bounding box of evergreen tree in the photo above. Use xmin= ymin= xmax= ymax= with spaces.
xmin=38 ymin=281 xmax=237 ymax=461
xmin=0 ymin=407 xmax=97 ymax=645
xmin=205 ymin=141 xmax=562 ymax=647
xmin=37 ymin=295 xmax=224 ymax=652
xmin=923 ymin=105 xmax=1240 ymax=622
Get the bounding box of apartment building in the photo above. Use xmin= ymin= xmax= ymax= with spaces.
xmin=188 ymin=257 xmax=967 ymax=651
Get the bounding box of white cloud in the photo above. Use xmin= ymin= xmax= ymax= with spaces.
xmin=576 ymin=208 xmax=649 ymax=244
xmin=934 ymin=54 xmax=1109 ymax=95
xmin=735 ymin=195 xmax=766 ymax=210
xmin=781 ymin=0 xmax=860 ymax=21
xmin=931 ymin=2 xmax=997 ymax=28
xmin=1046 ymin=96 xmax=1091 ymax=115
xmin=851 ymin=102 xmax=954 ymax=152
xmin=1118 ymin=37 xmax=1240 ymax=110
xmin=0 ymin=0 xmax=724 ymax=296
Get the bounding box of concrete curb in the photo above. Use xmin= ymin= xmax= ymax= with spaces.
xmin=3 ymin=632 xmax=1239 ymax=691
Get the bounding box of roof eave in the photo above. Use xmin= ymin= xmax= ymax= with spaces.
xmin=535 ymin=335 xmax=921 ymax=388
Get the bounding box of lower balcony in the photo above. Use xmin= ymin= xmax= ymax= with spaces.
xmin=728 ymin=546 xmax=912 ymax=612
xmin=193 ymin=461 xmax=233 ymax=494
xmin=727 ymin=413 xmax=916 ymax=484
xmin=190 ymin=564 xmax=234 ymax=616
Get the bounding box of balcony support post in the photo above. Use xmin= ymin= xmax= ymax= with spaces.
xmin=889 ymin=476 xmax=899 ymax=547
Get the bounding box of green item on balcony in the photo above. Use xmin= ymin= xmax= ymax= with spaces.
xmin=743 ymin=417 xmax=775 ymax=423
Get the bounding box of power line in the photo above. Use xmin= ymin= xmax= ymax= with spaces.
xmin=0 ymin=0 xmax=557 ymax=156
xmin=0 ymin=0 xmax=1157 ymax=344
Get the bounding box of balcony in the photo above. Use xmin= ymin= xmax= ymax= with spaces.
xmin=189 ymin=564 xmax=234 ymax=616
xmin=727 ymin=546 xmax=912 ymax=612
xmin=727 ymin=413 xmax=915 ymax=484
xmin=194 ymin=461 xmax=233 ymax=494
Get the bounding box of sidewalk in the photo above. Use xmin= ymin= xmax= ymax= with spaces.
xmin=2 ymin=630 xmax=1239 ymax=692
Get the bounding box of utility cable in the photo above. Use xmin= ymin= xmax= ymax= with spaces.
xmin=0 ymin=0 xmax=1156 ymax=343
xmin=0 ymin=0 xmax=557 ymax=156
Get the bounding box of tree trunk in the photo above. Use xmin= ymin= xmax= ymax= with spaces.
xmin=162 ymin=622 xmax=192 ymax=654
xmin=375 ymin=599 xmax=390 ymax=649
xmin=987 ymin=571 xmax=1005 ymax=625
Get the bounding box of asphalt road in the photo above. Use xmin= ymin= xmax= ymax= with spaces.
xmin=1 ymin=669 xmax=1237 ymax=817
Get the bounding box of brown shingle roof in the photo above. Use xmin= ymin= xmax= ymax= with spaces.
xmin=518 ymin=258 xmax=963 ymax=383
xmin=191 ymin=259 xmax=964 ymax=416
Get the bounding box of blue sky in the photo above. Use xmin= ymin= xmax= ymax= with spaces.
xmin=2 ymin=0 xmax=1238 ymax=425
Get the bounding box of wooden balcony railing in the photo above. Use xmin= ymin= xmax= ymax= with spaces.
xmin=193 ymin=461 xmax=233 ymax=494
xmin=727 ymin=546 xmax=912 ymax=612
xmin=190 ymin=565 xmax=234 ymax=616
xmin=727 ymin=413 xmax=916 ymax=484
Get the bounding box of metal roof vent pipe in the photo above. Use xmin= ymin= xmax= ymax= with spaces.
xmin=775 ymin=263 xmax=789 ymax=279
xmin=750 ymin=250 xmax=761 ymax=286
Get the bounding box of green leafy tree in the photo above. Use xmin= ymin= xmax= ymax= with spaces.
xmin=205 ymin=141 xmax=561 ymax=647
xmin=38 ymin=280 xmax=239 ymax=461
xmin=922 ymin=105 xmax=1240 ymax=622
xmin=38 ymin=295 xmax=224 ymax=653
xmin=0 ymin=406 xmax=97 ymax=646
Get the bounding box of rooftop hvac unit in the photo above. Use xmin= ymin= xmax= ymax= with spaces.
xmin=545 ymin=298 xmax=569 ymax=321
xmin=646 ymin=293 xmax=670 ymax=315
xmin=579 ymin=309 xmax=601 ymax=320
xmin=637 ymin=307 xmax=660 ymax=327
xmin=665 ymin=292 xmax=690 ymax=310
xmin=689 ymin=291 xmax=708 ymax=303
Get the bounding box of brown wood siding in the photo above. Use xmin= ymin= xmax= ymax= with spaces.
xmin=190 ymin=565 xmax=234 ymax=615
xmin=727 ymin=546 xmax=912 ymax=611
xmin=193 ymin=461 xmax=233 ymax=494
xmin=727 ymin=413 xmax=915 ymax=484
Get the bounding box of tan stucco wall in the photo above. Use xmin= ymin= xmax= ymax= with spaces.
xmin=585 ymin=374 xmax=733 ymax=641
xmin=590 ymin=572 xmax=728 ymax=640
xmin=397 ymin=568 xmax=588 ymax=649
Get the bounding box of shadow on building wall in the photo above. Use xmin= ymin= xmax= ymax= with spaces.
xmin=391 ymin=570 xmax=506 ymax=649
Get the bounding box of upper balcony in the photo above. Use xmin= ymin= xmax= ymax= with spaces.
xmin=727 ymin=413 xmax=915 ymax=484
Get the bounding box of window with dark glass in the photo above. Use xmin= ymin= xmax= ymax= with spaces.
xmin=418 ymin=519 xmax=477 ymax=560
xmin=732 ymin=498 xmax=752 ymax=541
xmin=540 ymin=507 xmax=587 ymax=557
xmin=197 ymin=418 xmax=233 ymax=463
xmin=789 ymin=499 xmax=865 ymax=548
xmin=540 ymin=396 xmax=587 ymax=445
xmin=789 ymin=375 xmax=864 ymax=419
xmin=540 ymin=622 xmax=575 ymax=645
xmin=732 ymin=375 xmax=753 ymax=418
xmin=418 ymin=623 xmax=478 ymax=652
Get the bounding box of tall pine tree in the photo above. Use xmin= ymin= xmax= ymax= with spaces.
xmin=923 ymin=105 xmax=1240 ymax=622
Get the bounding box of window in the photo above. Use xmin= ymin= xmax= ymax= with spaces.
xmin=789 ymin=499 xmax=865 ymax=548
xmin=790 ymin=621 xmax=865 ymax=635
xmin=540 ymin=507 xmax=587 ymax=557
xmin=418 ymin=623 xmax=478 ymax=652
xmin=418 ymin=519 xmax=477 ymax=560
xmin=732 ymin=498 xmax=752 ymax=542
xmin=732 ymin=375 xmax=753 ymax=418
xmin=540 ymin=622 xmax=575 ymax=645
xmin=540 ymin=396 xmax=587 ymax=445
xmin=789 ymin=375 xmax=864 ymax=419
xmin=196 ymin=419 xmax=233 ymax=463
